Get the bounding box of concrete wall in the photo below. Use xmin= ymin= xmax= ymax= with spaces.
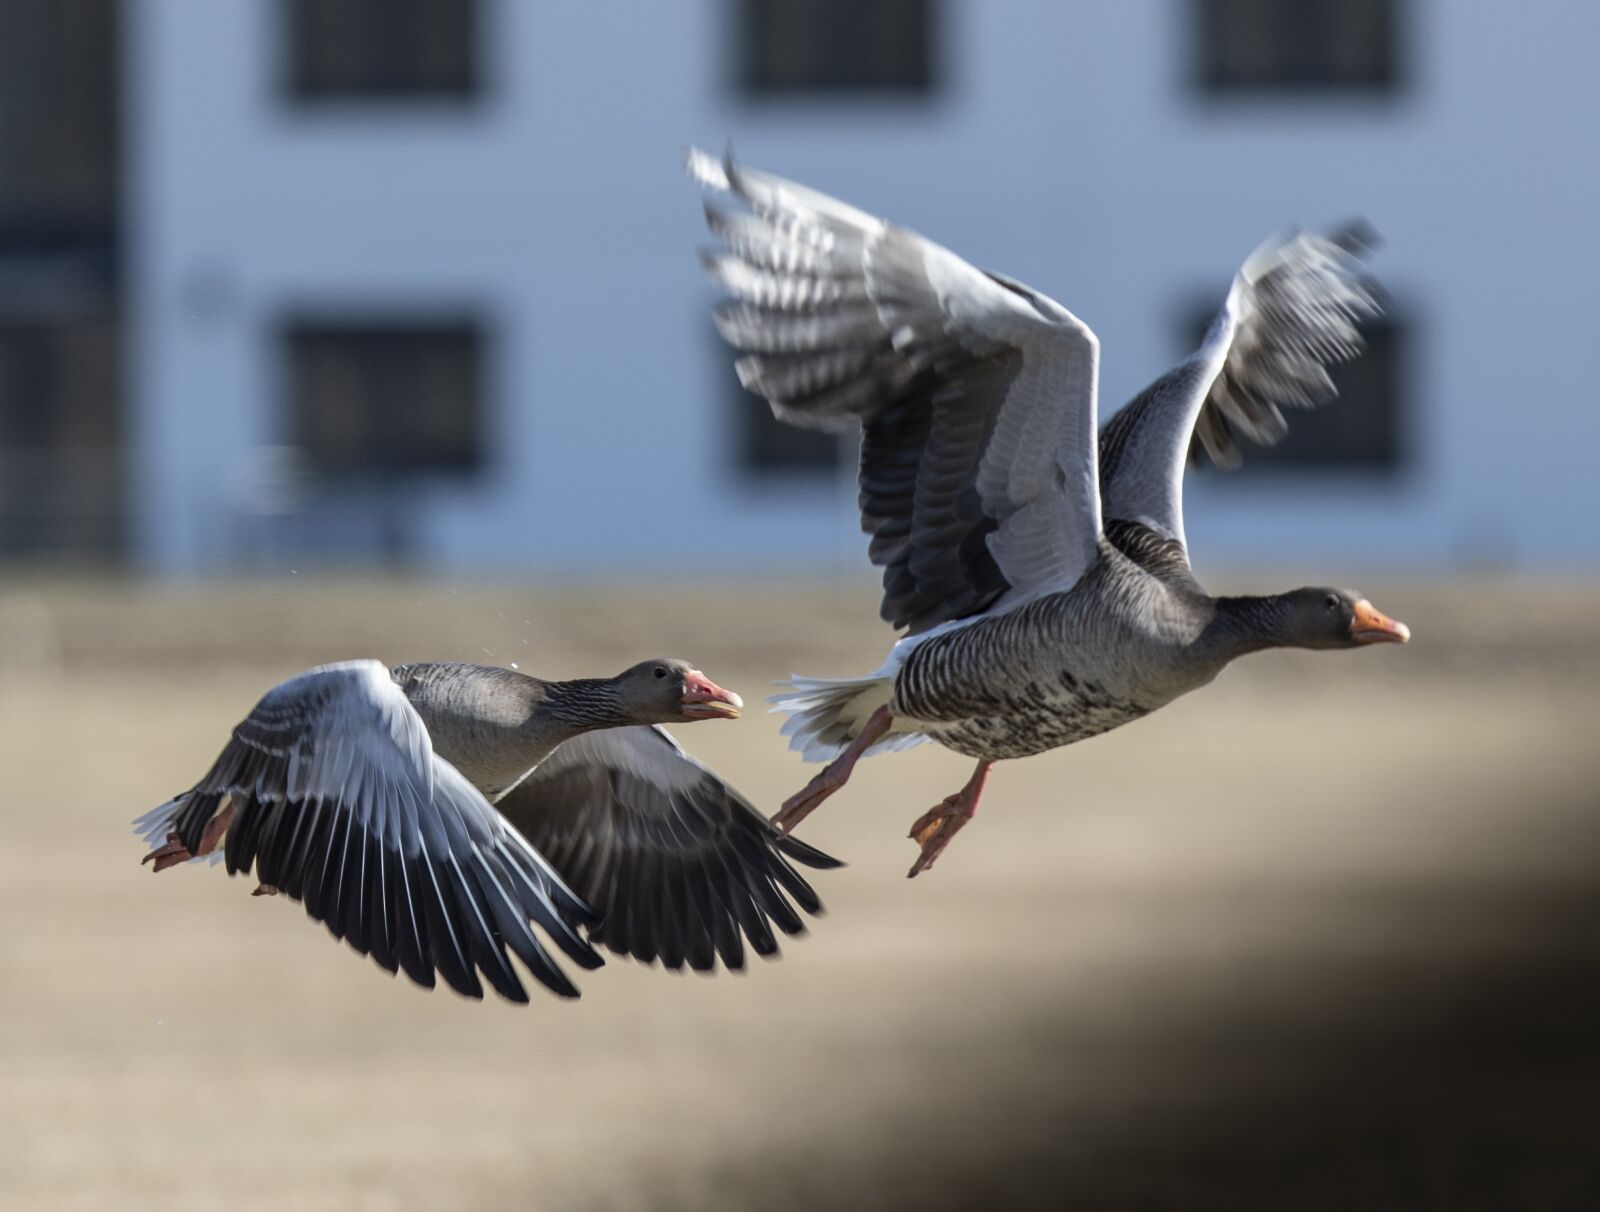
xmin=123 ymin=0 xmax=1599 ymax=575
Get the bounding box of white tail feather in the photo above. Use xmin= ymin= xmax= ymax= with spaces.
xmin=770 ymin=672 xmax=927 ymax=764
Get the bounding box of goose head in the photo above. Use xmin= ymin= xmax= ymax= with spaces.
xmin=613 ymin=658 xmax=744 ymax=723
xmin=1276 ymin=588 xmax=1411 ymax=650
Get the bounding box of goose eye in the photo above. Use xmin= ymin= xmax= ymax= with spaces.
xmin=653 ymin=666 xmax=668 ymax=679
xmin=1324 ymin=594 xmax=1341 ymax=611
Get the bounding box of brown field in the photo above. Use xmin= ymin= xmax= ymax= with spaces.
xmin=2 ymin=575 xmax=1599 ymax=1211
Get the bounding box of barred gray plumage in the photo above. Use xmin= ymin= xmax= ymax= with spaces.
xmin=137 ymin=657 xmax=838 ymax=999
xmin=692 ymin=149 xmax=1406 ymax=878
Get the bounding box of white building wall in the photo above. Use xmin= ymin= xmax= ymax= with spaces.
xmin=125 ymin=0 xmax=1599 ymax=576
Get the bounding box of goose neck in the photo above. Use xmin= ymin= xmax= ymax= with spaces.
xmin=541 ymin=678 xmax=632 ymax=734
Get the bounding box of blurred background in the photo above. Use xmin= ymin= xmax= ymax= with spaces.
xmin=2 ymin=2 xmax=1598 ymax=1209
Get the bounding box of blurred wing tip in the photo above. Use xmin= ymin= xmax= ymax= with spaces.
xmin=686 ymin=144 xmax=733 ymax=192
xmin=776 ymin=834 xmax=846 ymax=869
xmin=1331 ymin=217 xmax=1382 ymax=254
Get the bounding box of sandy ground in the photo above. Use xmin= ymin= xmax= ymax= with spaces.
xmin=2 ymin=576 xmax=1598 ymax=1211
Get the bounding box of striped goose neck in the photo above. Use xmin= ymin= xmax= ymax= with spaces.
xmin=1205 ymin=593 xmax=1295 ymax=661
xmin=541 ymin=678 xmax=632 ymax=733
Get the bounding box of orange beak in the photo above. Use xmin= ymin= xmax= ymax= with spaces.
xmin=1349 ymin=599 xmax=1410 ymax=644
xmin=680 ymin=671 xmax=744 ymax=720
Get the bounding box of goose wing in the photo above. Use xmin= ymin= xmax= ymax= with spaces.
xmin=1098 ymin=225 xmax=1383 ymax=559
xmin=497 ymin=724 xmax=841 ymax=973
xmin=134 ymin=660 xmax=602 ymax=1002
xmin=692 ymin=148 xmax=1103 ymax=634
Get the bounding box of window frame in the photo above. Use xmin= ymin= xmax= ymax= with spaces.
xmin=1192 ymin=0 xmax=1406 ymax=99
xmin=733 ymin=0 xmax=942 ymax=101
xmin=1172 ymin=299 xmax=1410 ymax=478
xmin=280 ymin=0 xmax=483 ymax=106
xmin=279 ymin=313 xmax=491 ymax=483
xmin=716 ymin=333 xmax=843 ymax=481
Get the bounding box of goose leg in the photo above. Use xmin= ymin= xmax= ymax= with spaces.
xmin=772 ymin=705 xmax=894 ymax=834
xmin=906 ymin=761 xmax=992 ymax=878
xmin=142 ymin=802 xmax=236 ymax=873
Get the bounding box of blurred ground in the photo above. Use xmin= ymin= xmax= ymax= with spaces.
xmin=2 ymin=575 xmax=1599 ymax=1211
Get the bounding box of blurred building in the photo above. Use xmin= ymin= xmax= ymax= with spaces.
xmin=3 ymin=0 xmax=1595 ymax=574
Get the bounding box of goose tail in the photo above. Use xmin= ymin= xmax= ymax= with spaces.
xmin=770 ymin=672 xmax=927 ymax=764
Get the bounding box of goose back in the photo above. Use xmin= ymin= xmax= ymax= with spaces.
xmin=390 ymin=662 xmax=565 ymax=800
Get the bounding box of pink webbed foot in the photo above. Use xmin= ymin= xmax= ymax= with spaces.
xmin=907 ymin=799 xmax=976 ymax=877
xmin=142 ymin=835 xmax=196 ymax=873
xmin=905 ymin=762 xmax=992 ymax=878
xmin=142 ymin=802 xmax=235 ymax=872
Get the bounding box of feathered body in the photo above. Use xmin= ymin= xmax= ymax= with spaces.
xmin=389 ymin=661 xmax=565 ymax=798
xmin=692 ymin=148 xmax=1406 ymax=875
xmin=891 ymin=543 xmax=1219 ymax=760
xmin=137 ymin=656 xmax=838 ymax=1001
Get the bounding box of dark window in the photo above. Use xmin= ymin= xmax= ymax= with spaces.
xmin=738 ymin=0 xmax=938 ymax=96
xmin=721 ymin=344 xmax=841 ymax=476
xmin=286 ymin=0 xmax=478 ymax=101
xmin=0 ymin=316 xmax=121 ymax=556
xmin=0 ymin=0 xmax=119 ymax=248
xmin=1196 ymin=0 xmax=1401 ymax=94
xmin=285 ymin=320 xmax=485 ymax=479
xmin=0 ymin=0 xmax=122 ymax=561
xmin=1183 ymin=308 xmax=1405 ymax=472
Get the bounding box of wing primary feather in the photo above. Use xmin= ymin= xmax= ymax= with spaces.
xmin=774 ymin=831 xmax=844 ymax=870
xmin=324 ymin=806 xmax=359 ymax=942
xmin=501 ymin=852 xmax=604 ymax=969
xmin=365 ymin=832 xmax=398 ymax=976
xmin=392 ymin=855 xmax=436 ymax=990
xmin=755 ymin=845 xmax=824 ymax=916
xmin=472 ymin=854 xmax=581 ymax=999
xmin=652 ymin=857 xmax=688 ymax=971
xmin=417 ymin=848 xmax=483 ymax=1000
xmin=441 ymin=854 xmax=526 ymax=1004
xmin=340 ymin=820 xmax=371 ymax=955
xmin=713 ymin=849 xmax=778 ymax=959
xmin=693 ymin=849 xmax=747 ymax=970
xmin=224 ymin=795 xmax=261 ymax=876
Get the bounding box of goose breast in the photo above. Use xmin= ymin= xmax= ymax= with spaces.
xmin=891 ymin=553 xmax=1221 ymax=760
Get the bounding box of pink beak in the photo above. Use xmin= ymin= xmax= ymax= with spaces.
xmin=680 ymin=671 xmax=744 ymax=720
xmin=1349 ymin=599 xmax=1411 ymax=645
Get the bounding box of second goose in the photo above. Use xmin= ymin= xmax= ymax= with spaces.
xmin=138 ymin=657 xmax=838 ymax=1002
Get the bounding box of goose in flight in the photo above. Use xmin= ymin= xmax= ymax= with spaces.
xmin=137 ymin=657 xmax=838 ymax=1001
xmin=691 ymin=148 xmax=1409 ymax=878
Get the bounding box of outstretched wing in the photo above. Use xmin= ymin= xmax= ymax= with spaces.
xmin=1098 ymin=224 xmax=1383 ymax=558
xmin=692 ymin=148 xmax=1103 ymax=634
xmin=497 ymin=725 xmax=841 ymax=973
xmin=135 ymin=660 xmax=602 ymax=1002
